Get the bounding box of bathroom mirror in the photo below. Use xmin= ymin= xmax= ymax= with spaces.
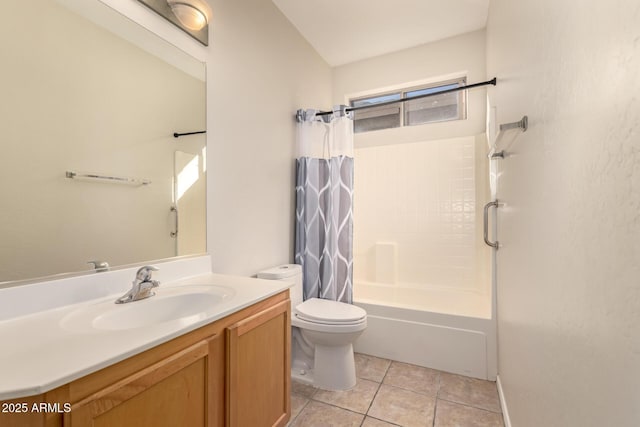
xmin=0 ymin=0 xmax=206 ymax=285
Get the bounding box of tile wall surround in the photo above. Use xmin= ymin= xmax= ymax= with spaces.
xmin=289 ymin=353 xmax=503 ymax=427
xmin=354 ymin=136 xmax=482 ymax=292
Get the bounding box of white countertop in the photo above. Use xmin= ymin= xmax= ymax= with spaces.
xmin=0 ymin=271 xmax=291 ymax=400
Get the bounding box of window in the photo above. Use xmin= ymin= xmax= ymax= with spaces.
xmin=350 ymin=77 xmax=467 ymax=133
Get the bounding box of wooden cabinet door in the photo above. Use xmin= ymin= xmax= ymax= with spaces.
xmin=64 ymin=336 xmax=220 ymax=427
xmin=226 ymin=300 xmax=291 ymax=427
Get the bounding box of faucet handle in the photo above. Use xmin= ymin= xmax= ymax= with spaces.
xmin=135 ymin=265 xmax=158 ymax=282
xmin=88 ymin=260 xmax=110 ymax=272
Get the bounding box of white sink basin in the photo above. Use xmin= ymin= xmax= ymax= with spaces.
xmin=60 ymin=285 xmax=235 ymax=332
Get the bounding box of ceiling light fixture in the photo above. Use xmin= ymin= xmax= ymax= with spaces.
xmin=167 ymin=1 xmax=208 ymax=31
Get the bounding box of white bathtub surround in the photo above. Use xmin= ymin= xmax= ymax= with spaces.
xmin=331 ymin=26 xmax=495 ymax=391
xmin=355 ymin=280 xmax=491 ymax=319
xmin=354 ymin=300 xmax=494 ymax=380
xmin=0 ymin=256 xmax=292 ymax=400
xmin=353 ymin=135 xmax=491 ymax=295
xmin=350 ymin=134 xmax=495 ymax=381
xmin=354 ymin=280 xmax=496 ymax=380
xmin=373 ymin=242 xmax=397 ymax=284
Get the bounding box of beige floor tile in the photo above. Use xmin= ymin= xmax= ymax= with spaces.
xmin=292 ymin=380 xmax=318 ymax=399
xmin=290 ymin=401 xmax=364 ymax=427
xmin=313 ymin=378 xmax=380 ymax=414
xmin=291 ymin=394 xmax=310 ymax=421
xmin=361 ymin=416 xmax=401 ymax=426
xmin=383 ymin=361 xmax=440 ymax=396
xmin=438 ymin=373 xmax=501 ymax=413
xmin=355 ymin=353 xmax=391 ymax=382
xmin=368 ymin=384 xmax=436 ymax=427
xmin=434 ymin=399 xmax=504 ymax=427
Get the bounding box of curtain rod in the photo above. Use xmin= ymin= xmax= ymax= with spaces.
xmin=314 ymin=77 xmax=497 ymax=117
xmin=173 ymin=130 xmax=206 ymax=138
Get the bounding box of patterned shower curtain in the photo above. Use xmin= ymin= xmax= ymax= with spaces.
xmin=294 ymin=106 xmax=354 ymax=304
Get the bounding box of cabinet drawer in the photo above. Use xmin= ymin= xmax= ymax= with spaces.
xmin=64 ymin=337 xmax=218 ymax=427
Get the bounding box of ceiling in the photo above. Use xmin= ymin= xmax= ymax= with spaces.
xmin=272 ymin=0 xmax=490 ymax=67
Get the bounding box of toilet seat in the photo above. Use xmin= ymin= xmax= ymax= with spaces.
xmin=295 ymin=298 xmax=367 ymax=324
xmin=292 ymin=298 xmax=367 ymax=333
xmin=292 ymin=313 xmax=367 ymax=333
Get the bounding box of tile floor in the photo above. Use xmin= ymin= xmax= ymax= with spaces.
xmin=288 ymin=353 xmax=503 ymax=427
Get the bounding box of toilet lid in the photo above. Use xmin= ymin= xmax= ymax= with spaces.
xmin=295 ymin=298 xmax=366 ymax=324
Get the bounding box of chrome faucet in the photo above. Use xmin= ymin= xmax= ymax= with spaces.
xmin=115 ymin=266 xmax=160 ymax=304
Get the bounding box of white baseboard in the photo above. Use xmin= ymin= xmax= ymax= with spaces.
xmin=496 ymin=375 xmax=512 ymax=427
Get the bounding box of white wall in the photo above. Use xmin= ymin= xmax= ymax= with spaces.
xmin=332 ymin=30 xmax=487 ymax=148
xmin=96 ymin=0 xmax=332 ymax=277
xmin=204 ymin=0 xmax=332 ymax=275
xmin=486 ymin=1 xmax=640 ymax=426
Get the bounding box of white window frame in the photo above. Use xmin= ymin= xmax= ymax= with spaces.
xmin=349 ymin=76 xmax=467 ymax=133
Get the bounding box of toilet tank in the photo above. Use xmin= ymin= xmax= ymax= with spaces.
xmin=257 ymin=264 xmax=303 ymax=307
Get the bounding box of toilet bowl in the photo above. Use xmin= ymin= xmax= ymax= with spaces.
xmin=257 ymin=264 xmax=367 ymax=391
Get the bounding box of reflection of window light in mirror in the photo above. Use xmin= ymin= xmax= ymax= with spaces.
xmin=177 ymin=156 xmax=199 ymax=201
xmin=201 ymin=147 xmax=207 ymax=173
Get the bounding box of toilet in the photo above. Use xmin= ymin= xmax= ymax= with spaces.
xmin=258 ymin=264 xmax=367 ymax=391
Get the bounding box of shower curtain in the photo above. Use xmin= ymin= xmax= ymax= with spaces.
xmin=295 ymin=106 xmax=354 ymax=304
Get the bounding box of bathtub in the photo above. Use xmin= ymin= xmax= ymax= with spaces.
xmin=353 ymin=280 xmax=497 ymax=380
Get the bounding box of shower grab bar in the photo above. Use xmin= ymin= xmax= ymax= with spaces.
xmin=170 ymin=205 xmax=178 ymax=238
xmin=484 ymin=200 xmax=500 ymax=249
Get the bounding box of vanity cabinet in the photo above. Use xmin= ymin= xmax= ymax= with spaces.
xmin=226 ymin=300 xmax=290 ymax=427
xmin=0 ymin=291 xmax=290 ymax=427
xmin=63 ymin=337 xmax=219 ymax=427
